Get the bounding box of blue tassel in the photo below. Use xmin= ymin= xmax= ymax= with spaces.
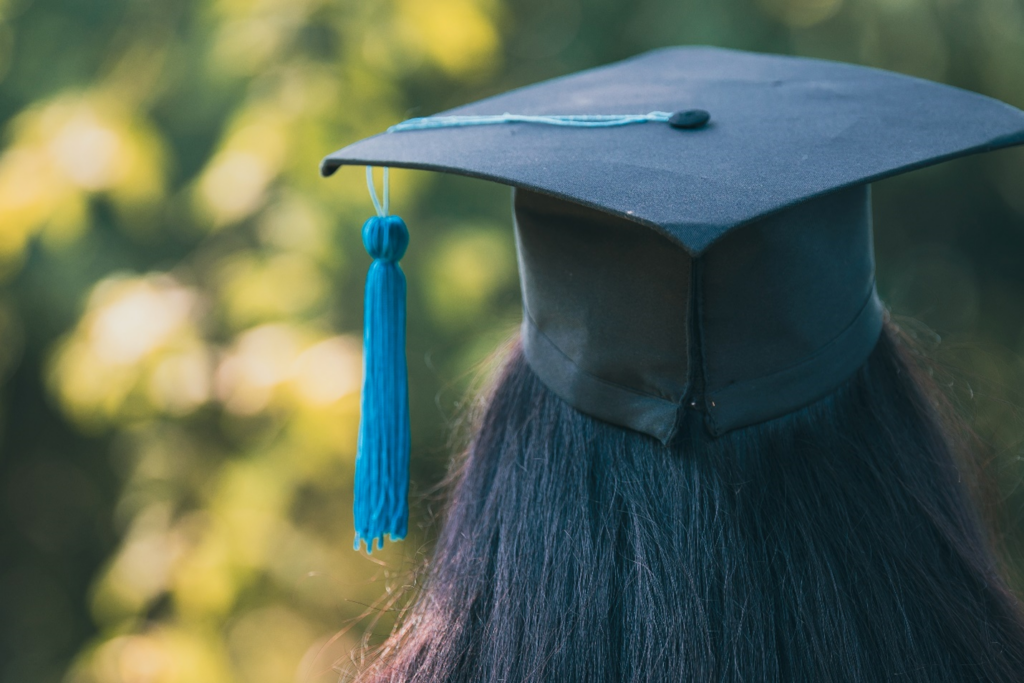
xmin=354 ymin=168 xmax=410 ymax=552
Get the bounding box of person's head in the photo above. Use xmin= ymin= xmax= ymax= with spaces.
xmin=364 ymin=324 xmax=1024 ymax=682
xmin=320 ymin=47 xmax=1024 ymax=682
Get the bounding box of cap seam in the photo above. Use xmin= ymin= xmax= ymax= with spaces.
xmin=705 ymin=284 xmax=884 ymax=434
xmin=713 ymin=281 xmax=880 ymax=389
xmin=523 ymin=308 xmax=685 ymax=406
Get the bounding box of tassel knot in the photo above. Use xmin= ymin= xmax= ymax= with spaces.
xmin=363 ymin=215 xmax=409 ymax=262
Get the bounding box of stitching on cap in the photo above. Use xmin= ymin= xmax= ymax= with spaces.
xmin=523 ymin=309 xmax=682 ymax=406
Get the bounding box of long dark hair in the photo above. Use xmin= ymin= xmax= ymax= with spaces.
xmin=362 ymin=324 xmax=1024 ymax=682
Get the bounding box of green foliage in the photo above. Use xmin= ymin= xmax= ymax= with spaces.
xmin=0 ymin=0 xmax=1022 ymax=681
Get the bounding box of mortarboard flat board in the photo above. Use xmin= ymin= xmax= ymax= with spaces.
xmin=322 ymin=45 xmax=1024 ymax=255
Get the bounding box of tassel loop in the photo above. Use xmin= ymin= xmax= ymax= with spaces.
xmin=354 ymin=167 xmax=411 ymax=553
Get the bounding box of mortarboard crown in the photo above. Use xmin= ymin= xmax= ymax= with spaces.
xmin=321 ymin=46 xmax=1024 ymax=552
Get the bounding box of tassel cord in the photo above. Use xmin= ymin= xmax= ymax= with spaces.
xmin=387 ymin=111 xmax=674 ymax=133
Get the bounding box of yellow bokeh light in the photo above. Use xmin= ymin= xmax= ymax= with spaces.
xmin=426 ymin=227 xmax=516 ymax=329
xmin=48 ymin=109 xmax=124 ymax=190
xmin=49 ymin=274 xmax=210 ymax=427
xmin=75 ymin=628 xmax=234 ymax=683
xmin=0 ymin=92 xmax=164 ymax=268
xmin=214 ymin=323 xmax=305 ymax=414
xmin=197 ymin=150 xmax=272 ymax=225
xmin=147 ymin=349 xmax=214 ymax=416
xmin=215 ymin=251 xmax=327 ymax=328
xmin=227 ymin=606 xmax=318 ymax=683
xmin=396 ymin=0 xmax=500 ymax=77
xmin=87 ymin=277 xmax=197 ymax=365
xmin=171 ymin=515 xmax=239 ymax=620
xmin=257 ymin=194 xmax=331 ymax=256
xmin=193 ymin=105 xmax=291 ymax=227
xmin=291 ymin=336 xmax=362 ymax=406
xmin=91 ymin=505 xmax=179 ymax=622
xmin=211 ymin=460 xmax=289 ymax=569
xmin=214 ymin=324 xmax=362 ymax=416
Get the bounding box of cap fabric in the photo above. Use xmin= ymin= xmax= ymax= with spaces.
xmin=515 ymin=183 xmax=881 ymax=441
xmin=322 ymin=46 xmax=1024 ymax=446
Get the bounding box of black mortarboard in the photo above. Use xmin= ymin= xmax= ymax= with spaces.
xmin=322 ymin=46 xmax=1024 ymax=551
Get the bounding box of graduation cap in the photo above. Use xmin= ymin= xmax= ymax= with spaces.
xmin=321 ymin=46 xmax=1024 ymax=551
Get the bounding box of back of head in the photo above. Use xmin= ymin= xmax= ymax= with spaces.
xmin=364 ymin=327 xmax=1024 ymax=682
xmin=321 ymin=48 xmax=1024 ymax=682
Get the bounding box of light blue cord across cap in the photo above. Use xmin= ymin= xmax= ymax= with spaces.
xmin=388 ymin=111 xmax=676 ymax=132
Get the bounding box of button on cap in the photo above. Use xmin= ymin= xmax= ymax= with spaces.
xmin=668 ymin=109 xmax=710 ymax=129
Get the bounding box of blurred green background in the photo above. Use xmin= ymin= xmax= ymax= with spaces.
xmin=1 ymin=0 xmax=1023 ymax=680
